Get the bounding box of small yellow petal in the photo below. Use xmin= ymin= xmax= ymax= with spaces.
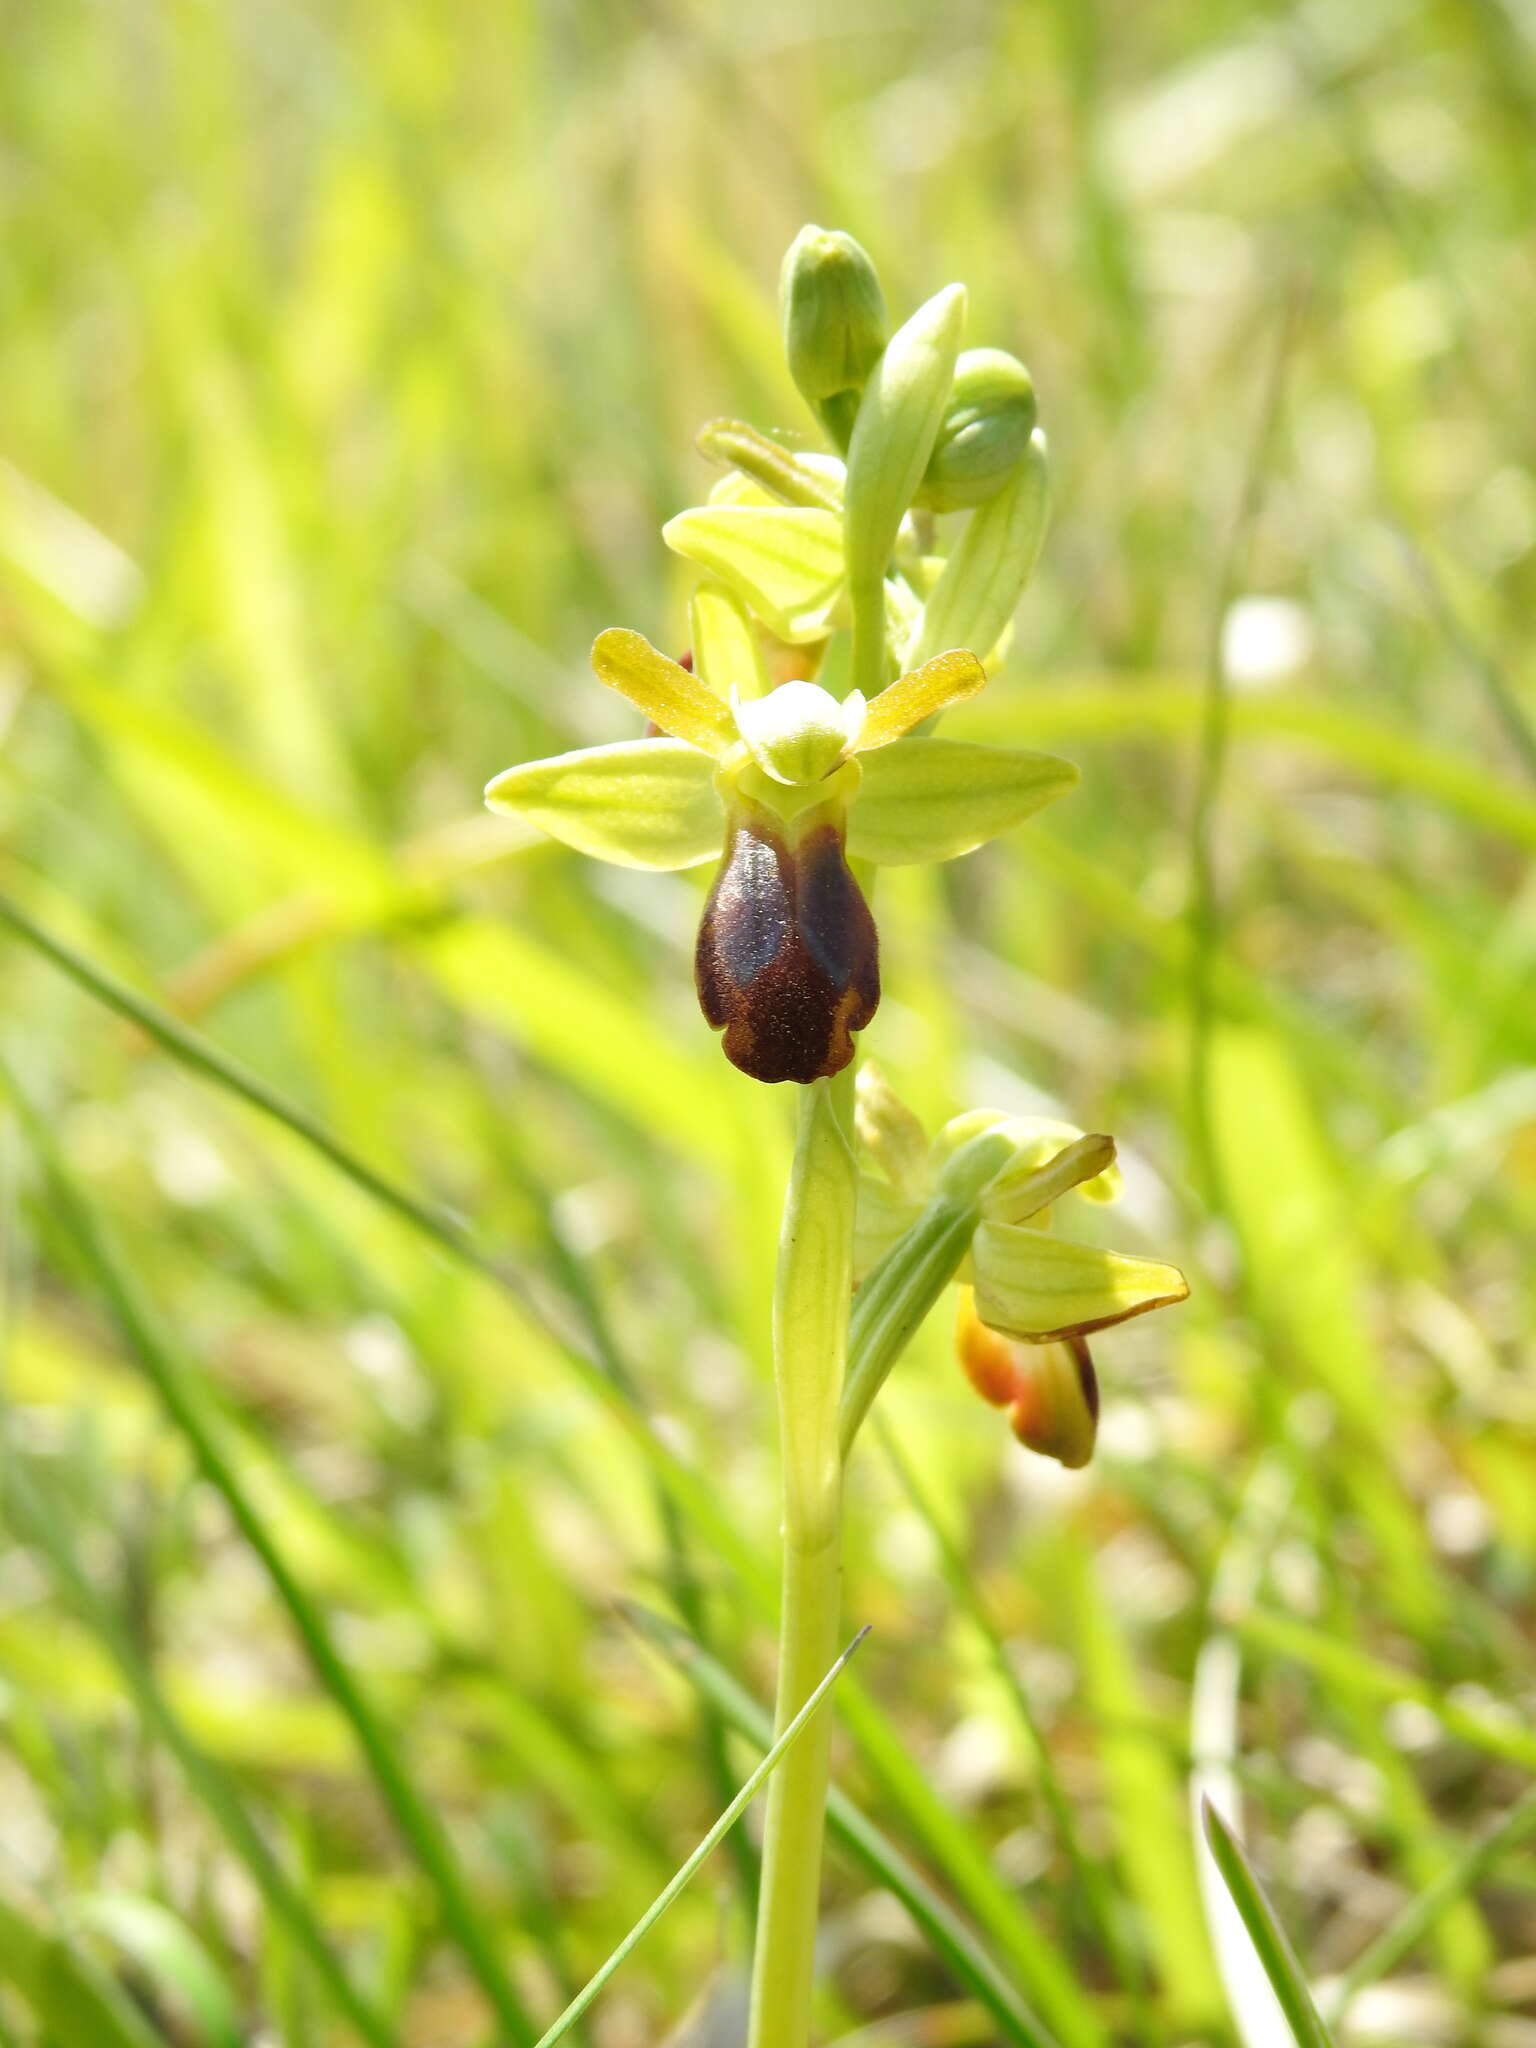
xmin=981 ymin=1133 xmax=1116 ymax=1225
xmin=591 ymin=628 xmax=735 ymax=756
xmin=856 ymin=648 xmax=987 ymax=751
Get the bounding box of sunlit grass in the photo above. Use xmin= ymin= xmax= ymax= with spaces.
xmin=2 ymin=3 xmax=1534 ymax=2043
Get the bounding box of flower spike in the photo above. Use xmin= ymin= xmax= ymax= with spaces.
xmin=487 ymin=228 xmax=1078 ymax=1087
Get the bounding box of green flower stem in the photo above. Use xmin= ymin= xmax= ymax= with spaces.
xmin=849 ymin=572 xmax=890 ymax=701
xmin=748 ymin=1069 xmax=858 ymax=2048
xmin=839 ymin=1128 xmax=1017 ymax=1459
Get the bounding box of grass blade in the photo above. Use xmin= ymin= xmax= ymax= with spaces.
xmin=533 ymin=1627 xmax=869 ymax=2047
xmin=77 ymin=1895 xmax=243 ymax=2048
xmin=0 ymin=893 xmax=482 ymax=1271
xmin=625 ymin=1602 xmax=1066 ymax=2048
xmin=1327 ymin=1784 xmax=1536 ymax=2023
xmin=1200 ymin=1800 xmax=1335 ymax=2048
xmin=0 ymin=893 xmax=765 ymax=1574
xmin=874 ymin=1416 xmax=1149 ymax=2014
xmin=1232 ymin=1607 xmax=1536 ymax=1772
xmin=0 ymin=1456 xmax=394 ymax=2048
xmin=1 ymin=1056 xmax=537 ymax=2046
xmin=1190 ymin=1463 xmax=1297 ymax=2048
xmin=0 ymin=1886 xmax=169 ymax=2048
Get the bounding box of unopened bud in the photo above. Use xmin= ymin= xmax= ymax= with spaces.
xmin=781 ymin=226 xmax=889 ymax=443
xmin=918 ymin=348 xmax=1037 ymax=513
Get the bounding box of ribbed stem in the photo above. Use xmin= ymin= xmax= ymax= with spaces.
xmin=747 ymin=1072 xmax=858 ymax=2048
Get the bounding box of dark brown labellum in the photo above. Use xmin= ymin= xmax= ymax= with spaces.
xmin=695 ymin=799 xmax=879 ymax=1084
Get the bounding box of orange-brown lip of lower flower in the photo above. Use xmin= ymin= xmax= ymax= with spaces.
xmin=695 ymin=800 xmax=879 ymax=1085
xmin=957 ymin=1296 xmax=1024 ymax=1408
xmin=1010 ymin=1334 xmax=1098 ymax=1467
xmin=958 ymin=1288 xmax=1099 ymax=1467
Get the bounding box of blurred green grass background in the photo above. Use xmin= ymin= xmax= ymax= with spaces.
xmin=2 ymin=2 xmax=1535 ymax=2043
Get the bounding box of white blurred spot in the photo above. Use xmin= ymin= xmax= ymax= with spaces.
xmin=1428 ymin=1487 xmax=1492 ymax=1557
xmin=1141 ymin=210 xmax=1255 ymax=300
xmin=932 ymin=1712 xmax=1012 ymax=1805
xmin=150 ymin=1125 xmax=232 ymax=1206
xmin=1385 ymin=1697 xmax=1442 ymax=1752
xmin=551 ymin=1178 xmax=628 ymax=1255
xmin=875 ymin=1507 xmax=939 ymax=1581
xmin=1220 ymin=595 xmax=1316 ymax=690
xmin=1469 ymin=465 xmax=1536 ymax=572
xmin=343 ymin=1314 xmax=431 ymax=1428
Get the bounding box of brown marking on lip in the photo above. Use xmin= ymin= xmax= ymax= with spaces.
xmin=695 ymin=804 xmax=879 ymax=1085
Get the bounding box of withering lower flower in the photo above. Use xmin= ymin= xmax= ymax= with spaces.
xmin=486 ymin=616 xmax=1076 ymax=1085
xmin=855 ymin=1073 xmax=1189 ymax=1466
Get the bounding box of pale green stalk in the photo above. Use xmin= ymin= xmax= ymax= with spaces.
xmin=748 ymin=1069 xmax=859 ymax=2048
xmin=534 ymin=1627 xmax=867 ymax=2048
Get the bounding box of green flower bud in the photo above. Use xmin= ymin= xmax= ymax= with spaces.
xmin=918 ymin=347 xmax=1038 ymax=512
xmin=781 ymin=225 xmax=888 ymax=443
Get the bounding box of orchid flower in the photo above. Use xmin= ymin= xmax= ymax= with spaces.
xmin=485 ymin=616 xmax=1076 ymax=1084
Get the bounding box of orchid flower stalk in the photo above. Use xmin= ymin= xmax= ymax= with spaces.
xmin=484 ymin=226 xmax=1190 ymax=2046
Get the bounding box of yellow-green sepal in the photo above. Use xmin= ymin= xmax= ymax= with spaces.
xmin=972 ymin=1225 xmax=1189 ymax=1341
xmin=847 ymin=737 xmax=1077 ymax=865
xmin=911 ymin=427 xmax=1050 ymax=668
xmin=662 ymin=505 xmax=845 ymax=643
xmin=689 ymin=578 xmax=768 ymax=701
xmin=484 ymin=739 xmax=722 ymax=871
